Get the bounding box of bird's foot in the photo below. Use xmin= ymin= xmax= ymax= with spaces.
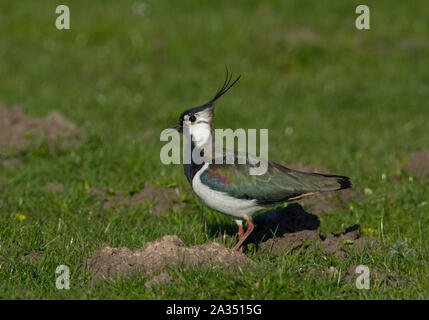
xmin=233 ymin=218 xmax=254 ymax=251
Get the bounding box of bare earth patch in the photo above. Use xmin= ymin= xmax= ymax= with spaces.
xmin=398 ymin=37 xmax=429 ymax=51
xmin=85 ymin=235 xmax=256 ymax=283
xmin=404 ymin=149 xmax=429 ymax=178
xmin=283 ymin=27 xmax=323 ymax=45
xmin=89 ymin=181 xmax=183 ymax=215
xmin=1 ymin=159 xmax=24 ymax=170
xmin=22 ymin=251 xmax=44 ymax=263
xmin=251 ymin=204 xmax=377 ymax=257
xmin=319 ymin=226 xmax=378 ymax=258
xmin=0 ymin=104 xmax=86 ymax=154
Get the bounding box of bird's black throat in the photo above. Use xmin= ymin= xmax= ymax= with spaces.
xmin=183 ymin=139 xmax=205 ymax=185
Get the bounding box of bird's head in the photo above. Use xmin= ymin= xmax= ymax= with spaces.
xmin=170 ymin=71 xmax=240 ymax=148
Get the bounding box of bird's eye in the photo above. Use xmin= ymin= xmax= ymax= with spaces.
xmin=189 ymin=115 xmax=196 ymax=122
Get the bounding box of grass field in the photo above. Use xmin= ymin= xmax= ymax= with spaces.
xmin=0 ymin=0 xmax=428 ymax=299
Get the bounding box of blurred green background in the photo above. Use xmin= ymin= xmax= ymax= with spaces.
xmin=0 ymin=0 xmax=428 ymax=299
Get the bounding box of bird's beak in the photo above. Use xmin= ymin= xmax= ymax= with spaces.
xmin=166 ymin=123 xmax=182 ymax=134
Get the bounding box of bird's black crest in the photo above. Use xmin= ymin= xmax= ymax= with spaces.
xmin=180 ymin=69 xmax=241 ymax=119
xmin=206 ymin=68 xmax=241 ymax=106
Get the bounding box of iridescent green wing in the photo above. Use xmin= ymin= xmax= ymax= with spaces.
xmin=200 ymin=152 xmax=349 ymax=204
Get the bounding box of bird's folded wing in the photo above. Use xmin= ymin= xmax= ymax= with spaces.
xmin=199 ymin=152 xmax=330 ymax=204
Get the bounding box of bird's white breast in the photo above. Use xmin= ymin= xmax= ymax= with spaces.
xmin=192 ymin=163 xmax=263 ymax=220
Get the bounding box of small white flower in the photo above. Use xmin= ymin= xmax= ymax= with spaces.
xmin=284 ymin=126 xmax=294 ymax=135
xmin=96 ymin=94 xmax=106 ymax=105
xmin=132 ymin=2 xmax=148 ymax=16
xmin=364 ymin=187 xmax=373 ymax=195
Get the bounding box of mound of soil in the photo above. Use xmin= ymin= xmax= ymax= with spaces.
xmin=0 ymin=104 xmax=86 ymax=154
xmin=85 ymin=235 xmax=256 ymax=282
xmin=248 ymin=204 xmax=377 ymax=257
xmin=89 ymin=181 xmax=183 ymax=215
xmin=319 ymin=226 xmax=377 ymax=257
xmin=404 ymin=149 xmax=429 ymax=178
xmin=282 ymin=162 xmax=364 ymax=213
xmin=253 ymin=203 xmax=320 ymax=239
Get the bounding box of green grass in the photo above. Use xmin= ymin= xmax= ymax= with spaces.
xmin=1 ymin=0 xmax=429 ymax=299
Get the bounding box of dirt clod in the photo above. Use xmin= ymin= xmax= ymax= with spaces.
xmin=405 ymin=149 xmax=429 ymax=178
xmin=90 ymin=182 xmax=183 ymax=215
xmin=249 ymin=204 xmax=377 ymax=257
xmin=43 ymin=182 xmax=65 ymax=193
xmin=320 ymin=225 xmax=377 ymax=258
xmin=0 ymin=104 xmax=86 ymax=154
xmin=258 ymin=229 xmax=320 ymax=255
xmin=85 ymin=235 xmax=256 ymax=282
xmin=22 ymin=251 xmax=44 ymax=263
xmin=1 ymin=159 xmax=24 ymax=170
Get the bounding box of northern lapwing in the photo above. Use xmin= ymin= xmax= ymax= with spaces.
xmin=170 ymin=72 xmax=352 ymax=250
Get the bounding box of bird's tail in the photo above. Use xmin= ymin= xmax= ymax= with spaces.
xmin=273 ymin=164 xmax=352 ymax=199
xmin=276 ymin=163 xmax=352 ymax=193
xmin=284 ymin=172 xmax=352 ymax=202
xmin=309 ymin=173 xmax=352 ymax=192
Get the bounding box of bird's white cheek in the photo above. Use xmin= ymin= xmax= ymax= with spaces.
xmin=191 ymin=124 xmax=212 ymax=147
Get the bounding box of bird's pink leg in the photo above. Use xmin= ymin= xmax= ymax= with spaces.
xmin=233 ymin=218 xmax=255 ymax=251
xmin=234 ymin=220 xmax=245 ymax=252
xmin=236 ymin=220 xmax=244 ymax=239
